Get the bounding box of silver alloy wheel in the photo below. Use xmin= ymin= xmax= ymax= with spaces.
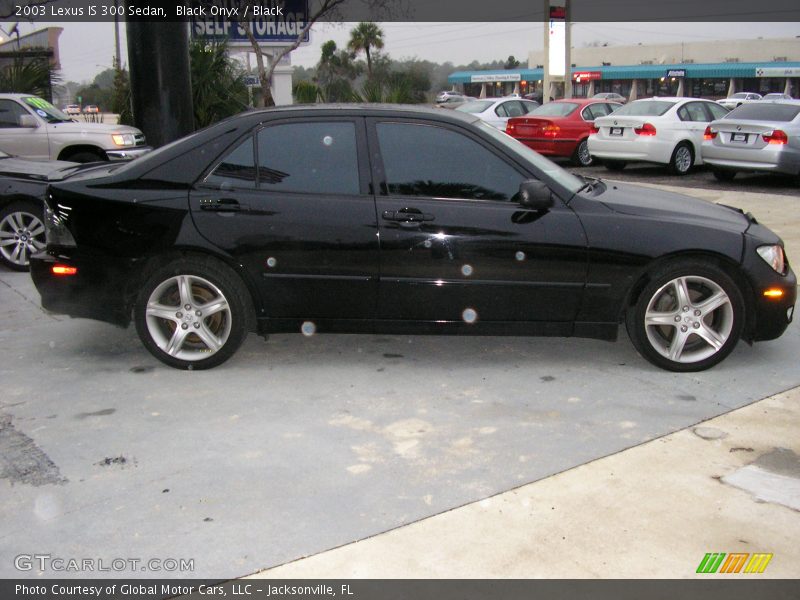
xmin=674 ymin=145 xmax=692 ymax=173
xmin=644 ymin=275 xmax=734 ymax=363
xmin=145 ymin=274 xmax=232 ymax=361
xmin=0 ymin=210 xmax=46 ymax=268
xmin=577 ymin=140 xmax=592 ymax=166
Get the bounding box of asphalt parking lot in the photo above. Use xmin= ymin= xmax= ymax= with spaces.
xmin=0 ymin=183 xmax=798 ymax=580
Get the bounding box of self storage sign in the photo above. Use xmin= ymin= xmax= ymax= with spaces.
xmin=190 ymin=0 xmax=310 ymax=46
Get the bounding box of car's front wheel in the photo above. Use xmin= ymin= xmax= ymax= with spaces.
xmin=626 ymin=261 xmax=745 ymax=372
xmin=134 ymin=257 xmax=251 ymax=370
xmin=572 ymin=139 xmax=594 ymax=166
xmin=0 ymin=201 xmax=46 ymax=271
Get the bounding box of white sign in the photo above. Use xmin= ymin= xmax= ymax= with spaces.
xmin=756 ymin=67 xmax=800 ymax=78
xmin=471 ymin=73 xmax=522 ymax=83
xmin=548 ymin=16 xmax=566 ymax=77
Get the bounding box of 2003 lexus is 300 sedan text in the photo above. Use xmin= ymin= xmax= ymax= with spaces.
xmin=29 ymin=105 xmax=795 ymax=371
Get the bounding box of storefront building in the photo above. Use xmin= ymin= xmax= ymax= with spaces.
xmin=448 ymin=62 xmax=800 ymax=102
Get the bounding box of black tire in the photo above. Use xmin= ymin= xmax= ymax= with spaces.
xmin=571 ymin=138 xmax=593 ymax=167
xmin=668 ymin=142 xmax=694 ymax=175
xmin=0 ymin=201 xmax=46 ymax=271
xmin=625 ymin=260 xmax=745 ymax=372
xmin=65 ymin=151 xmax=106 ymax=163
xmin=712 ymin=169 xmax=736 ymax=182
xmin=134 ymin=257 xmax=251 ymax=370
xmin=604 ymin=160 xmax=627 ymax=171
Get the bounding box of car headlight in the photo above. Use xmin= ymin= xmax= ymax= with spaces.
xmin=44 ymin=201 xmax=76 ymax=247
xmin=112 ymin=133 xmax=135 ymax=146
xmin=757 ymin=244 xmax=786 ymax=275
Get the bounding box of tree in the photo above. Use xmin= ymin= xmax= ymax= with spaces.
xmin=504 ymin=55 xmax=521 ymax=69
xmin=0 ymin=55 xmax=57 ymax=99
xmin=347 ymin=22 xmax=384 ymax=78
xmin=110 ymin=61 xmax=133 ymax=126
xmin=314 ymin=40 xmax=361 ymax=102
xmin=188 ymin=38 xmax=248 ymax=129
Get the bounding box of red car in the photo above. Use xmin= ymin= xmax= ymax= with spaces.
xmin=505 ymin=98 xmax=622 ymax=166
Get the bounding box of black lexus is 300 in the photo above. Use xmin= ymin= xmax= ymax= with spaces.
xmin=29 ymin=105 xmax=795 ymax=371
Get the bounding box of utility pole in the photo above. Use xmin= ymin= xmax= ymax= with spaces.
xmin=113 ymin=0 xmax=121 ymax=68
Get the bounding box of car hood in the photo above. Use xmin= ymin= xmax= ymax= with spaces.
xmin=596 ymin=182 xmax=751 ymax=233
xmin=45 ymin=122 xmax=141 ymax=135
xmin=0 ymin=157 xmax=80 ymax=181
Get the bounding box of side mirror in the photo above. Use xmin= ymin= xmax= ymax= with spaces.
xmin=518 ymin=179 xmax=553 ymax=210
xmin=18 ymin=115 xmax=39 ymax=128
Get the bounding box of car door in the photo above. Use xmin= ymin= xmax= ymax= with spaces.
xmin=0 ymin=99 xmax=49 ymax=159
xmin=367 ymin=117 xmax=587 ymax=328
xmin=190 ymin=117 xmax=379 ymax=323
xmin=676 ymin=101 xmax=712 ymax=148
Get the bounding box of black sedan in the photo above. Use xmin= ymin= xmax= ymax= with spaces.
xmin=29 ymin=105 xmax=796 ymax=371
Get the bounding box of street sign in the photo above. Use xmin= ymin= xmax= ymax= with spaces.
xmin=243 ymin=75 xmax=260 ymax=87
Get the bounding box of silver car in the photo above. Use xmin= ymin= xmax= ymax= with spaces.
xmin=701 ymin=100 xmax=800 ymax=180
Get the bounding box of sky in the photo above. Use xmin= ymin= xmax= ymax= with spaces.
xmin=6 ymin=20 xmax=800 ymax=84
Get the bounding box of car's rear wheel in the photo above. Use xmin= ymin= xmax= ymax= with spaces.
xmin=572 ymin=139 xmax=593 ymax=167
xmin=626 ymin=261 xmax=745 ymax=372
xmin=604 ymin=160 xmax=626 ymax=171
xmin=711 ymin=169 xmax=736 ymax=182
xmin=0 ymin=201 xmax=46 ymax=271
xmin=134 ymin=257 xmax=250 ymax=370
xmin=669 ymin=142 xmax=694 ymax=175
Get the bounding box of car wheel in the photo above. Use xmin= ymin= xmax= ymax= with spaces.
xmin=0 ymin=201 xmax=46 ymax=271
xmin=66 ymin=151 xmax=106 ymax=163
xmin=669 ymin=142 xmax=694 ymax=175
xmin=604 ymin=160 xmax=626 ymax=171
xmin=712 ymin=169 xmax=736 ymax=182
xmin=626 ymin=261 xmax=744 ymax=372
xmin=134 ymin=257 xmax=251 ymax=370
xmin=572 ymin=139 xmax=593 ymax=167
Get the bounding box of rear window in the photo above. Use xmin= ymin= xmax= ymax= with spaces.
xmin=456 ymin=101 xmax=494 ymax=114
xmin=729 ymin=93 xmax=748 ymax=99
xmin=724 ymin=103 xmax=800 ymax=122
xmin=611 ymin=100 xmax=676 ymax=117
xmin=530 ymin=102 xmax=579 ymax=117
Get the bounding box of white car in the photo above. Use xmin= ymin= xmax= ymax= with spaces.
xmin=588 ymin=97 xmax=731 ymax=175
xmin=435 ymin=90 xmax=462 ymax=103
xmin=718 ymin=92 xmax=762 ymax=109
xmin=455 ymin=97 xmax=539 ymax=129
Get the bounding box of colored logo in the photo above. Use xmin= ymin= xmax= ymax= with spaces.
xmin=696 ymin=553 xmax=773 ymax=574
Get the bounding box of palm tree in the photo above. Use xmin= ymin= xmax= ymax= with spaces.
xmin=0 ymin=57 xmax=56 ymax=99
xmin=347 ymin=22 xmax=384 ymax=79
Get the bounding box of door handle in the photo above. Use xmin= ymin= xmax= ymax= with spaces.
xmin=199 ymin=198 xmax=242 ymax=212
xmin=382 ymin=208 xmax=434 ymax=222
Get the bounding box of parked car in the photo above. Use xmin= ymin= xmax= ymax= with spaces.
xmin=28 ymin=106 xmax=795 ymax=372
xmin=593 ymin=92 xmax=627 ymax=104
xmin=0 ymin=150 xmax=84 ymax=270
xmin=505 ymin=98 xmax=622 ymax=166
xmin=435 ymin=94 xmax=476 ymax=109
xmin=523 ymin=92 xmax=544 ymax=104
xmin=701 ymin=100 xmax=800 ymax=181
xmin=762 ymin=93 xmax=794 ymax=101
xmin=0 ymin=94 xmax=150 ymax=163
xmin=718 ymin=92 xmax=762 ymax=109
xmin=588 ymin=97 xmax=731 ymax=174
xmin=63 ymin=104 xmax=81 ymax=116
xmin=455 ymin=97 xmax=539 ymax=129
xmin=435 ymin=90 xmax=462 ymax=103
xmin=83 ymin=105 xmax=100 ymax=114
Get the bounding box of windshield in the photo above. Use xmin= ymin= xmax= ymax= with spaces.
xmin=22 ymin=96 xmax=73 ymax=123
xmin=612 ymin=100 xmax=676 ymax=117
xmin=729 ymin=93 xmax=749 ymax=99
xmin=456 ymin=101 xmax=494 ymax=114
xmin=530 ymin=102 xmax=579 ymax=117
xmin=476 ymin=120 xmax=583 ymax=193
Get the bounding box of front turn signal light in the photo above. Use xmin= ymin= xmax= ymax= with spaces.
xmin=763 ymin=289 xmax=784 ymax=299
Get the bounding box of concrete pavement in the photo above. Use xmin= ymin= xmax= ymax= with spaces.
xmin=250 ymin=183 xmax=800 ymax=580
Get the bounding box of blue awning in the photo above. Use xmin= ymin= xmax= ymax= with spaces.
xmin=449 ymin=62 xmax=800 ymax=84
